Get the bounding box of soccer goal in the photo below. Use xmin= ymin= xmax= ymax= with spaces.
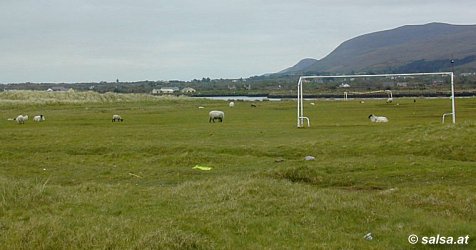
xmin=297 ymin=72 xmax=455 ymax=128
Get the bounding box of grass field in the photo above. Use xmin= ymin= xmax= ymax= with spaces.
xmin=1 ymin=91 xmax=475 ymax=249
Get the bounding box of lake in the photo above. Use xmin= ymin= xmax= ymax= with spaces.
xmin=193 ymin=96 xmax=282 ymax=101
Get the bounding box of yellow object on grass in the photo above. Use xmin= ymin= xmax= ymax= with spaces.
xmin=193 ymin=165 xmax=212 ymax=171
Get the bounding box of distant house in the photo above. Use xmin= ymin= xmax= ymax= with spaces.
xmin=181 ymin=87 xmax=196 ymax=93
xmin=152 ymin=87 xmax=180 ymax=94
xmin=47 ymin=87 xmax=70 ymax=92
xmin=339 ymin=83 xmax=351 ymax=88
xmin=161 ymin=88 xmax=174 ymax=94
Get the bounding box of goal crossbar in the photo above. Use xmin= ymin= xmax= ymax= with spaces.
xmin=297 ymin=72 xmax=455 ymax=127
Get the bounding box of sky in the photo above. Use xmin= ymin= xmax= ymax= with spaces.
xmin=1 ymin=0 xmax=475 ymax=83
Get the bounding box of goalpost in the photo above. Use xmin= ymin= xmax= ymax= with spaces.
xmin=297 ymin=72 xmax=455 ymax=128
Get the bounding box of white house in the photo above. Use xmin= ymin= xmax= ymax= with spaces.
xmin=181 ymin=87 xmax=196 ymax=93
xmin=47 ymin=87 xmax=71 ymax=92
xmin=151 ymin=87 xmax=180 ymax=94
xmin=339 ymin=83 xmax=351 ymax=88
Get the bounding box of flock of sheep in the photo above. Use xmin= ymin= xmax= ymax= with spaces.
xmin=207 ymin=101 xmax=252 ymax=123
xmin=212 ymin=101 xmax=389 ymax=123
xmin=9 ymin=111 xmax=226 ymax=125
xmin=10 ymin=114 xmax=45 ymax=124
xmin=112 ymin=112 xmax=227 ymax=123
xmin=8 ymin=101 xmax=388 ymax=125
xmin=12 ymin=114 xmax=125 ymax=123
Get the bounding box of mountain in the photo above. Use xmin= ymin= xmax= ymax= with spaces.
xmin=278 ymin=58 xmax=318 ymax=74
xmin=276 ymin=23 xmax=476 ymax=75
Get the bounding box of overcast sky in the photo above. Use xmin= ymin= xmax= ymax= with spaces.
xmin=1 ymin=0 xmax=475 ymax=83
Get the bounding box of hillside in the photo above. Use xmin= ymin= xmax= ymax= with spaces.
xmin=278 ymin=23 xmax=476 ymax=75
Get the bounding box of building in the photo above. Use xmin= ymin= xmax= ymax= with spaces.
xmin=339 ymin=83 xmax=351 ymax=88
xmin=152 ymin=87 xmax=180 ymax=94
xmin=181 ymin=87 xmax=196 ymax=93
xmin=47 ymin=87 xmax=71 ymax=92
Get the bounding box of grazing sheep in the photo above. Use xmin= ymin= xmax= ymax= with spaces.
xmin=250 ymin=104 xmax=257 ymax=107
xmin=209 ymin=110 xmax=224 ymax=123
xmin=14 ymin=115 xmax=27 ymax=124
xmin=112 ymin=114 xmax=123 ymax=122
xmin=368 ymin=114 xmax=389 ymax=123
xmin=229 ymin=101 xmax=235 ymax=108
xmin=33 ymin=115 xmax=45 ymax=122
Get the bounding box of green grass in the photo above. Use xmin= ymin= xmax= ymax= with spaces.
xmin=1 ymin=92 xmax=475 ymax=249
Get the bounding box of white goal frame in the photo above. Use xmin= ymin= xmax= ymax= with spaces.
xmin=297 ymin=72 xmax=455 ymax=127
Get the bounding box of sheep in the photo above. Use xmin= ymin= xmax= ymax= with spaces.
xmin=368 ymin=114 xmax=389 ymax=123
xmin=250 ymin=104 xmax=257 ymax=107
xmin=14 ymin=115 xmax=27 ymax=124
xmin=33 ymin=115 xmax=45 ymax=122
xmin=209 ymin=110 xmax=224 ymax=123
xmin=112 ymin=114 xmax=123 ymax=122
xmin=229 ymin=101 xmax=235 ymax=108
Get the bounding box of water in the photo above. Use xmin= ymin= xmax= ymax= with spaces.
xmin=193 ymin=96 xmax=282 ymax=101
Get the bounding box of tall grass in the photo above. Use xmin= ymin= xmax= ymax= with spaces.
xmin=0 ymin=94 xmax=475 ymax=249
xmin=0 ymin=90 xmax=188 ymax=105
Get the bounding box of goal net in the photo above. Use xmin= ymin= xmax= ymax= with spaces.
xmin=297 ymin=72 xmax=455 ymax=127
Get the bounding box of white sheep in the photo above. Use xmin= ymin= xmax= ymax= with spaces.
xmin=229 ymin=101 xmax=235 ymax=108
xmin=112 ymin=114 xmax=123 ymax=122
xmin=33 ymin=115 xmax=45 ymax=122
xmin=14 ymin=115 xmax=27 ymax=124
xmin=368 ymin=114 xmax=389 ymax=123
xmin=209 ymin=110 xmax=224 ymax=123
